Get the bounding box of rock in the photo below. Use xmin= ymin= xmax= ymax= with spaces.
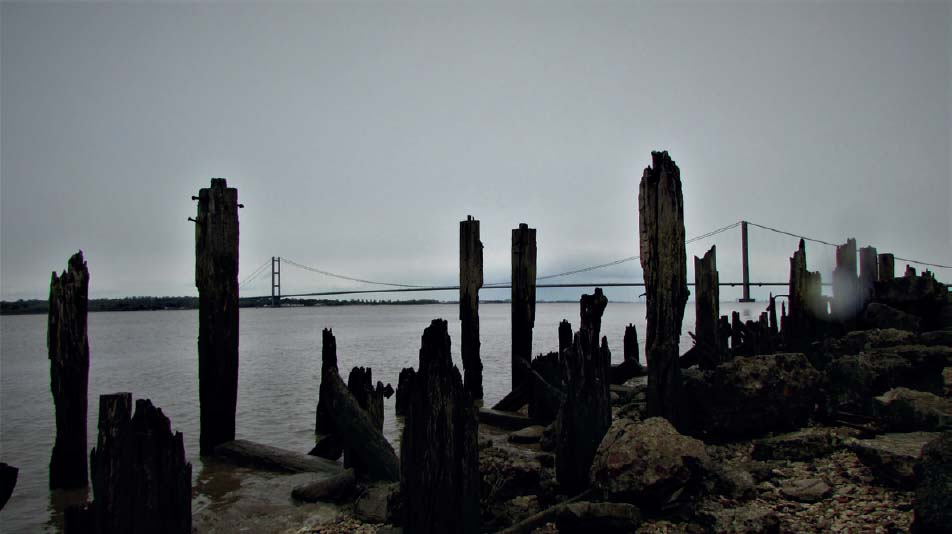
xmin=751 ymin=428 xmax=838 ymax=461
xmin=487 ymin=494 xmax=543 ymax=529
xmin=508 ymin=425 xmax=545 ymax=444
xmin=708 ymin=465 xmax=755 ymax=499
xmin=697 ymin=503 xmax=780 ymax=533
xmin=681 ymin=354 xmax=821 ymax=440
xmin=874 ymin=274 xmax=948 ymax=309
xmin=874 ymin=388 xmax=952 ymax=431
xmin=824 ymin=328 xmax=918 ymax=356
xmin=0 ymin=462 xmax=17 ymax=511
xmin=912 ymin=431 xmax=952 ymax=533
xmin=943 ymin=368 xmax=952 ymax=398
xmin=354 ymin=483 xmax=401 ymax=524
xmin=863 ymin=303 xmax=922 ymax=332
xmin=589 ymin=417 xmax=709 ymax=510
xmin=539 ymin=423 xmax=557 ymax=452
xmin=848 ymin=432 xmax=941 ymax=488
xmin=780 ymin=478 xmax=832 ymax=503
xmin=480 ymin=446 xmax=544 ymax=506
xmin=555 ymin=502 xmax=642 ymax=533
xmin=919 ymin=330 xmax=952 ymax=347
xmin=291 ymin=469 xmax=356 ymax=503
xmin=825 ymin=348 xmax=945 ymax=414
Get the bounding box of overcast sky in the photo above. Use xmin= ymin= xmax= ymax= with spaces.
xmin=2 ymin=1 xmax=950 ymax=302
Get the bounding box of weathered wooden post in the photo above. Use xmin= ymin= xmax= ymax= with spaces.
xmin=195 ymin=178 xmax=239 ymax=456
xmin=858 ymin=246 xmax=878 ymax=307
xmin=768 ymin=293 xmax=779 ymax=336
xmin=786 ymin=239 xmax=823 ymax=349
xmin=878 ymin=253 xmax=895 ymax=281
xmin=694 ymin=246 xmax=720 ymax=369
xmin=730 ymin=311 xmax=744 ymax=355
xmin=558 ymin=319 xmax=572 ymax=355
xmin=832 ymin=237 xmax=859 ymax=321
xmin=638 ymin=151 xmax=688 ymax=427
xmin=49 ymin=251 xmax=90 ymax=490
xmin=623 ymin=324 xmax=639 ymax=367
xmin=394 ymin=367 xmax=415 ymax=416
xmin=401 ymin=319 xmax=480 ymax=534
xmin=579 ymin=288 xmax=608 ymax=358
xmin=460 ymin=215 xmax=484 ymax=400
xmin=610 ymin=323 xmax=643 ymax=384
xmin=0 ymin=463 xmax=17 ymax=511
xmin=511 ymin=223 xmax=537 ymax=389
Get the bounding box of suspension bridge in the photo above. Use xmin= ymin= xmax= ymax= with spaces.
xmin=237 ymin=220 xmax=952 ymax=305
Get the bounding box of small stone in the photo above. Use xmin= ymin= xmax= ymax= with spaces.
xmin=780 ymin=478 xmax=832 ymax=503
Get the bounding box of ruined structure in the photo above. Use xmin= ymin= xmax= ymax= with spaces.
xmin=638 ymin=151 xmax=688 ymax=426
xmin=194 ymin=178 xmax=239 ymax=455
xmin=49 ymin=251 xmax=90 ymax=489
xmin=459 ymin=215 xmax=484 ymax=400
xmin=401 ymin=319 xmax=480 ymax=533
xmin=511 ymin=223 xmax=537 ymax=389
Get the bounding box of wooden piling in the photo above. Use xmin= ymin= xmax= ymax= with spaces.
xmin=401 ymin=319 xmax=480 ymax=534
xmin=195 ymin=178 xmax=239 ymax=456
xmin=878 ymin=253 xmax=895 ymax=281
xmin=638 ymin=151 xmax=688 ymax=427
xmin=858 ymin=246 xmax=878 ymax=307
xmin=786 ymin=239 xmax=823 ymax=349
xmin=459 ymin=216 xmax=484 ymax=400
xmin=832 ymin=238 xmax=859 ymax=321
xmin=579 ymin=288 xmax=608 ymax=360
xmin=511 ymin=223 xmax=537 ymax=390
xmin=558 ymin=320 xmax=572 ymax=355
xmin=48 ymin=251 xmax=90 ymax=490
xmin=694 ymin=246 xmax=720 ymax=369
xmin=395 ymin=367 xmax=416 ymax=417
xmin=344 ymin=367 xmax=387 ymax=473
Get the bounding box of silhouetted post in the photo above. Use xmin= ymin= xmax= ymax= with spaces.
xmin=730 ymin=311 xmax=744 ymax=355
xmin=832 ymin=238 xmax=858 ymax=321
xmin=395 ymin=367 xmax=416 ymax=417
xmin=49 ymin=251 xmax=90 ymax=490
xmin=768 ymin=293 xmax=779 ymax=337
xmin=345 ymin=367 xmax=387 ymax=472
xmin=858 ymin=246 xmax=878 ymax=307
xmin=0 ymin=463 xmax=16 ymax=512
xmin=195 ymin=178 xmax=239 ymax=456
xmin=694 ymin=246 xmax=720 ymax=369
xmin=511 ymin=223 xmax=537 ymax=389
xmin=878 ymin=253 xmax=895 ymax=281
xmin=739 ymin=221 xmax=754 ymax=302
xmin=786 ymin=239 xmax=823 ymax=348
xmin=401 ymin=319 xmax=480 ymax=534
xmin=623 ymin=324 xmax=639 ymax=366
xmin=459 ymin=216 xmax=484 ymax=400
xmin=579 ymin=288 xmax=608 ymax=359
xmin=558 ymin=320 xmax=572 ymax=355
xmin=905 ymin=265 xmax=917 ymax=277
xmin=638 ymin=151 xmax=688 ymax=427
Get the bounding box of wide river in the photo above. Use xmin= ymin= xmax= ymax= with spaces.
xmin=0 ymin=301 xmax=761 ymax=532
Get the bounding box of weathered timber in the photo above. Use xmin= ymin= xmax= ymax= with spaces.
xmin=0 ymin=463 xmax=17 ymax=511
xmin=718 ymin=315 xmax=731 ymax=355
xmin=638 ymin=151 xmax=688 ymax=426
xmin=556 ymin=332 xmax=612 ymax=494
xmin=314 ymin=329 xmax=343 ymax=460
xmin=491 ymin=384 xmax=530 ymax=412
xmin=345 ymin=367 xmax=386 ymax=472
xmin=48 ymin=251 xmax=90 ymax=489
xmin=579 ymin=288 xmax=608 ymax=357
xmin=217 ymin=439 xmax=342 ymax=474
xmin=73 ymin=393 xmax=192 ymax=534
xmin=694 ymin=246 xmax=720 ymax=369
xmin=477 ymin=407 xmax=533 ymax=430
xmin=528 ymin=353 xmax=565 ymax=425
xmin=786 ymin=239 xmax=824 ymax=349
xmin=394 ymin=367 xmax=415 ymax=417
xmin=496 ymin=489 xmax=596 ymax=534
xmin=768 ymin=293 xmax=779 ymax=337
xmin=559 ymin=319 xmax=573 ymax=355
xmin=460 ymin=215 xmax=484 ymax=399
xmin=317 ymin=329 xmax=399 ymax=481
xmin=859 ymin=246 xmax=878 ymax=308
xmin=401 ymin=319 xmax=480 ymax=534
xmin=832 ymin=238 xmax=859 ymax=321
xmin=195 ymin=178 xmax=239 ymax=456
xmin=731 ymin=311 xmax=744 ymax=355
xmin=906 ymin=265 xmax=917 ymax=277
xmin=610 ymin=323 xmax=643 ymax=384
xmin=879 ymin=253 xmax=895 ymax=281
xmin=291 ymin=469 xmax=356 ymax=503
xmin=512 ymin=223 xmax=537 ymax=389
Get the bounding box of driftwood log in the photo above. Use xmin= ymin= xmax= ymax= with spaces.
xmin=291 ymin=469 xmax=356 ymax=503
xmin=218 ymin=439 xmax=342 ymax=474
xmin=460 ymin=215 xmax=484 ymax=399
xmin=195 ymin=178 xmax=239 ymax=456
xmin=48 ymin=251 xmax=90 ymax=490
xmin=511 ymin=223 xmax=537 ymax=390
xmin=401 ymin=319 xmax=480 ymax=533
xmin=638 ymin=151 xmax=688 ymax=426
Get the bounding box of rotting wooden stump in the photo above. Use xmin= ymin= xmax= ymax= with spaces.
xmin=559 ymin=319 xmax=573 ymax=355
xmin=878 ymin=253 xmax=895 ymax=281
xmin=579 ymin=288 xmax=608 ymax=361
xmin=528 ymin=352 xmax=565 ymax=425
xmin=694 ymin=245 xmax=721 ymax=370
xmin=66 ymin=393 xmax=191 ymax=534
xmin=859 ymin=246 xmax=878 ymax=306
xmin=49 ymin=250 xmax=90 ymax=490
xmin=345 ymin=367 xmax=391 ymax=472
xmin=460 ymin=215 xmax=484 ymax=400
xmin=556 ymin=332 xmax=612 ymax=494
xmin=833 ymin=237 xmax=859 ymax=322
xmin=394 ymin=367 xmax=416 ymax=417
xmin=316 ymin=329 xmax=399 ymax=482
xmin=786 ymin=239 xmax=824 ymax=350
xmin=512 ymin=223 xmax=537 ymax=390
xmin=610 ymin=323 xmax=643 ymax=384
xmin=401 ymin=319 xmax=480 ymax=534
xmin=0 ymin=462 xmax=17 ymax=511
xmin=195 ymin=178 xmax=239 ymax=456
xmin=314 ymin=329 xmax=343 ymax=460
xmin=638 ymin=151 xmax=688 ymax=427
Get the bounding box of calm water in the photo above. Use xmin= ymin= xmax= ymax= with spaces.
xmin=0 ymin=301 xmax=761 ymax=532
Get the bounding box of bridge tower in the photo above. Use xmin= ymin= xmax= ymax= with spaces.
xmin=271 ymin=256 xmax=281 ymax=307
xmin=739 ymin=221 xmax=755 ymax=302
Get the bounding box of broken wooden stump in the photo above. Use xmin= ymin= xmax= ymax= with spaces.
xmin=610 ymin=323 xmax=643 ymax=384
xmin=344 ymin=367 xmax=389 ymax=472
xmin=401 ymin=319 xmax=480 ymax=533
xmin=68 ymin=393 xmax=191 ymax=534
xmin=48 ymin=251 xmax=90 ymax=490
xmin=559 ymin=319 xmax=573 ymax=355
xmin=394 ymin=367 xmax=415 ymax=416
xmin=694 ymin=245 xmax=721 ymax=369
xmin=579 ymin=288 xmax=608 ymax=357
xmin=859 ymin=246 xmax=878 ymax=307
xmin=833 ymin=237 xmax=860 ymax=322
xmin=512 ymin=223 xmax=537 ymax=390
xmin=291 ymin=469 xmax=356 ymax=503
xmin=315 ymin=329 xmax=399 ymax=481
xmin=638 ymin=151 xmax=688 ymax=427
xmin=195 ymin=178 xmax=239 ymax=456
xmin=528 ymin=352 xmax=565 ymax=425
xmin=0 ymin=463 xmax=17 ymax=511
xmin=786 ymin=239 xmax=824 ymax=350
xmin=314 ymin=328 xmax=343 ymax=460
xmin=460 ymin=215 xmax=484 ymax=400
xmin=879 ymin=253 xmax=895 ymax=281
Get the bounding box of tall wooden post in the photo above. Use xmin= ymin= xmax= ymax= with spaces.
xmin=694 ymin=246 xmax=720 ymax=369
xmin=459 ymin=216 xmax=484 ymax=400
xmin=858 ymin=246 xmax=878 ymax=307
xmin=195 ymin=178 xmax=239 ymax=456
xmin=558 ymin=320 xmax=572 ymax=355
xmin=786 ymin=239 xmax=823 ymax=349
xmin=511 ymin=223 xmax=536 ymax=390
xmin=48 ymin=251 xmax=90 ymax=489
xmin=878 ymin=253 xmax=895 ymax=281
xmin=638 ymin=151 xmax=688 ymax=427
xmin=832 ymin=238 xmax=858 ymax=321
xmin=739 ymin=221 xmax=754 ymax=302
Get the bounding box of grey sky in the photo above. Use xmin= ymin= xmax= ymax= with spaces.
xmin=2 ymin=1 xmax=950 ymax=302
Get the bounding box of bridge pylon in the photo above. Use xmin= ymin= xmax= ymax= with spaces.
xmin=271 ymin=256 xmax=281 ymax=307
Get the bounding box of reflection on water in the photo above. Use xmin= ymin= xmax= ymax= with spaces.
xmin=0 ymin=301 xmax=760 ymax=532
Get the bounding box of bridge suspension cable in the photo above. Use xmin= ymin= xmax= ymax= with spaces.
xmin=280 ymin=258 xmax=429 ymax=288
xmin=239 ymin=258 xmax=272 ymax=289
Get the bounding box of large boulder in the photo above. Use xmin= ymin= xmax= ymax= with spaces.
xmin=353 ymin=482 xmax=401 ymax=523
xmin=823 ymin=328 xmax=918 ymax=357
xmin=874 ymin=388 xmax=952 ymax=432
xmin=848 ymin=432 xmax=940 ymax=488
xmin=589 ymin=417 xmax=709 ymax=510
xmin=751 ymin=428 xmax=840 ymax=462
xmin=862 ymin=303 xmax=922 ymax=332
xmin=919 ymin=329 xmax=952 ymax=347
xmin=681 ymin=353 xmax=821 ymax=440
xmin=912 ymin=432 xmax=952 ymax=533
xmin=825 ymin=347 xmax=945 ymax=415
xmin=696 ymin=502 xmax=780 ymax=534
